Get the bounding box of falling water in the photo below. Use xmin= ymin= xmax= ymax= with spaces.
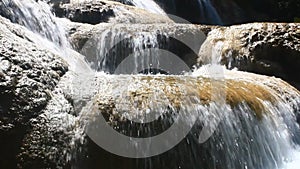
xmin=80 ymin=25 xmax=165 ymax=74
xmin=130 ymin=0 xmax=166 ymax=15
xmin=0 ymin=0 xmax=91 ymax=71
xmin=197 ymin=0 xmax=222 ymax=24
xmin=1 ymin=0 xmax=69 ymax=47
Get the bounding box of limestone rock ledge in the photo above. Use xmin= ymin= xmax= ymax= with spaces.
xmin=198 ymin=22 xmax=300 ymax=88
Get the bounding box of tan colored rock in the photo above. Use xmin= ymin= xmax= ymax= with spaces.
xmin=82 ymin=70 xmax=300 ymax=124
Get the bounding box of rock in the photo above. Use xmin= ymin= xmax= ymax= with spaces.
xmin=0 ymin=16 xmax=68 ymax=168
xmin=198 ymin=22 xmax=300 ymax=89
xmin=0 ymin=16 xmax=68 ymax=130
xmin=17 ymin=74 xmax=80 ymax=169
xmin=52 ymin=0 xmax=172 ymax=24
xmin=62 ymin=21 xmax=214 ymax=49
xmin=86 ymin=70 xmax=300 ymax=121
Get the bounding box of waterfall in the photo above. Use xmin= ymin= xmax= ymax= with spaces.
xmin=197 ymin=0 xmax=222 ymax=24
xmin=0 ymin=0 xmax=91 ymax=71
xmin=1 ymin=0 xmax=69 ymax=47
xmin=1 ymin=0 xmax=300 ymax=169
xmin=130 ymin=0 xmax=166 ymax=15
xmin=80 ymin=25 xmax=165 ymax=74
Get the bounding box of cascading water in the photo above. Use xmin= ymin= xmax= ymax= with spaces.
xmin=1 ymin=0 xmax=300 ymax=169
xmin=77 ymin=22 xmax=300 ymax=168
xmin=197 ymin=0 xmax=222 ymax=24
xmin=1 ymin=0 xmax=68 ymax=47
xmin=130 ymin=0 xmax=166 ymax=15
xmin=80 ymin=25 xmax=164 ymax=74
xmin=0 ymin=0 xmax=91 ymax=71
xmin=78 ymin=71 xmax=300 ymax=169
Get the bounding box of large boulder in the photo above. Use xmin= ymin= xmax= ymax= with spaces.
xmin=199 ymin=22 xmax=300 ymax=89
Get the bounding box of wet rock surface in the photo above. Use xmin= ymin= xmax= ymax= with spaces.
xmin=64 ymin=22 xmax=213 ymax=50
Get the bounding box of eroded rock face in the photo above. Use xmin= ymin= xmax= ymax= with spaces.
xmin=85 ymin=71 xmax=300 ymax=121
xmin=199 ymin=22 xmax=300 ymax=89
xmin=63 ymin=22 xmax=214 ymax=50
